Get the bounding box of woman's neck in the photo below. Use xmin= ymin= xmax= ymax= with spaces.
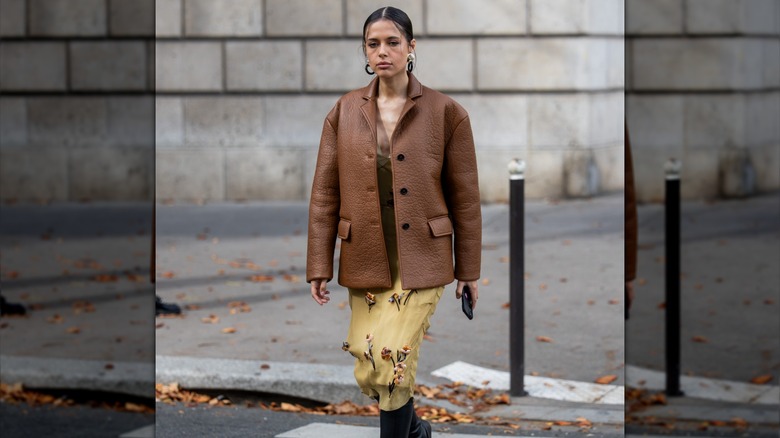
xmin=377 ymin=72 xmax=408 ymax=100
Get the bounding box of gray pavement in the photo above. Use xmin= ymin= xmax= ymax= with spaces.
xmin=2 ymin=194 xmax=779 ymax=434
xmin=151 ymin=197 xmax=624 ymax=386
xmin=626 ymin=194 xmax=780 ymax=382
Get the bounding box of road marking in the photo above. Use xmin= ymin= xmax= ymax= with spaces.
xmin=431 ymin=361 xmax=624 ymax=405
xmin=276 ymin=422 xmax=518 ymax=438
xmin=119 ymin=424 xmax=154 ymax=438
xmin=626 ymin=365 xmax=779 ymax=405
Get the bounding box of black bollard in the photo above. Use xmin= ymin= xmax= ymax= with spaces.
xmin=664 ymin=158 xmax=684 ymax=396
xmin=509 ymin=159 xmax=528 ymax=397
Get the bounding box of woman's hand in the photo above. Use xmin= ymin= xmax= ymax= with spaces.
xmin=455 ymin=280 xmax=479 ymax=310
xmin=310 ymin=279 xmax=330 ymax=305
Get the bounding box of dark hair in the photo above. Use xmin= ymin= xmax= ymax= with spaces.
xmin=362 ymin=6 xmax=414 ymax=44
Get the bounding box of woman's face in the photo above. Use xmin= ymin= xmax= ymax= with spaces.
xmin=364 ymin=19 xmax=415 ymax=80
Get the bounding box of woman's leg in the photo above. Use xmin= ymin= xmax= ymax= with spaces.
xmin=379 ymin=397 xmax=414 ymax=438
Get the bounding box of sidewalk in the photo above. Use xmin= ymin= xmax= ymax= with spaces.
xmin=626 ymin=193 xmax=780 ymax=383
xmin=2 ymin=194 xmax=778 ymax=432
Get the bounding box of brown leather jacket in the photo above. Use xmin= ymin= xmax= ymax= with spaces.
xmin=306 ymin=73 xmax=482 ymax=290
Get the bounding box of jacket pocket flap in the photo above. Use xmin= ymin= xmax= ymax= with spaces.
xmin=337 ymin=219 xmax=351 ymax=240
xmin=428 ymin=216 xmax=453 ymax=237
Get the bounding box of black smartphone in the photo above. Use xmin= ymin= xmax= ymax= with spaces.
xmin=461 ymin=285 xmax=474 ymax=320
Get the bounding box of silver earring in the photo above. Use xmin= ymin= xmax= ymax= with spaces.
xmin=406 ymin=53 xmax=415 ymax=72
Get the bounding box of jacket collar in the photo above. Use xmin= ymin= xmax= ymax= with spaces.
xmin=360 ymin=73 xmax=423 ymax=140
xmin=361 ymin=72 xmax=423 ymax=101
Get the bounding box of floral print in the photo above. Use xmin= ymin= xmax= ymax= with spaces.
xmin=364 ymin=292 xmax=376 ymax=312
xmin=388 ymin=348 xmax=410 ymax=396
xmin=364 ymin=333 xmax=376 ymax=371
xmin=380 ymin=347 xmax=393 ymax=362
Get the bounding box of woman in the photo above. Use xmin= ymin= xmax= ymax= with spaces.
xmin=307 ymin=7 xmax=481 ymax=437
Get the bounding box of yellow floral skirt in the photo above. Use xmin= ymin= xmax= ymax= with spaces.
xmin=343 ymin=205 xmax=444 ymax=411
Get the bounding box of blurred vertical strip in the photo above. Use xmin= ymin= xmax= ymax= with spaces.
xmin=0 ymin=0 xmax=155 ymax=436
xmin=625 ymin=0 xmax=780 ymax=435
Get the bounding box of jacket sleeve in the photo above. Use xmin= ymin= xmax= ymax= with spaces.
xmin=443 ymin=115 xmax=482 ymax=282
xmin=306 ymin=115 xmax=340 ymax=283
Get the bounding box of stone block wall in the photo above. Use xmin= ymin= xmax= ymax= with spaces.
xmin=2 ymin=0 xmax=625 ymax=202
xmin=153 ymin=0 xmax=625 ymax=203
xmin=626 ymin=0 xmax=780 ymax=202
xmin=0 ymin=0 xmax=155 ymax=202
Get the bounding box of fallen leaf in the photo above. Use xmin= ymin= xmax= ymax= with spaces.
xmin=248 ymin=275 xmax=274 ymax=282
xmin=93 ymin=274 xmax=118 ymax=282
xmin=227 ymin=301 xmax=251 ymax=313
xmin=280 ymin=402 xmax=301 ymax=412
xmin=160 ymin=271 xmax=175 ymax=279
xmin=283 ymin=274 xmax=300 ymax=283
xmin=536 ymin=336 xmax=553 ymax=343
xmin=221 ymin=327 xmax=237 ymax=334
xmin=66 ymin=326 xmax=81 ymax=334
xmin=750 ymin=375 xmax=773 ymax=385
xmin=595 ymin=375 xmax=617 ymax=384
xmin=692 ymin=335 xmax=708 ymax=343
xmin=201 ymin=315 xmax=219 ymax=324
xmin=481 ymin=278 xmax=490 ymax=286
xmin=501 ymin=302 xmax=510 ymax=309
xmin=72 ymin=300 xmax=96 ymax=314
xmin=608 ymin=299 xmax=620 ymax=305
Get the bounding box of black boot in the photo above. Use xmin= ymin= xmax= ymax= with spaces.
xmin=155 ymin=296 xmax=181 ymax=316
xmin=380 ymin=397 xmax=415 ymax=438
xmin=408 ymin=398 xmax=431 ymax=438
xmin=0 ymin=295 xmax=26 ymax=316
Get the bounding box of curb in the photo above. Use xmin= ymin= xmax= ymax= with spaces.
xmin=0 ymin=355 xmax=153 ymax=399
xmin=155 ymin=355 xmax=371 ymax=405
xmin=626 ymin=364 xmax=779 ymax=405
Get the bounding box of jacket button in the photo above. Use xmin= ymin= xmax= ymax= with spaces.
xmin=402 ymin=223 xmax=410 ymax=230
xmin=400 ymin=188 xmax=408 ymax=195
xmin=397 ymin=154 xmax=405 ymax=161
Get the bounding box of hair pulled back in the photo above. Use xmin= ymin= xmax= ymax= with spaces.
xmin=362 ymin=6 xmax=414 ymax=44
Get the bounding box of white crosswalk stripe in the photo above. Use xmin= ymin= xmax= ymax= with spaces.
xmin=431 ymin=361 xmax=624 ymax=405
xmin=276 ymin=423 xmax=521 ymax=438
xmin=118 ymin=424 xmax=154 ymax=438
